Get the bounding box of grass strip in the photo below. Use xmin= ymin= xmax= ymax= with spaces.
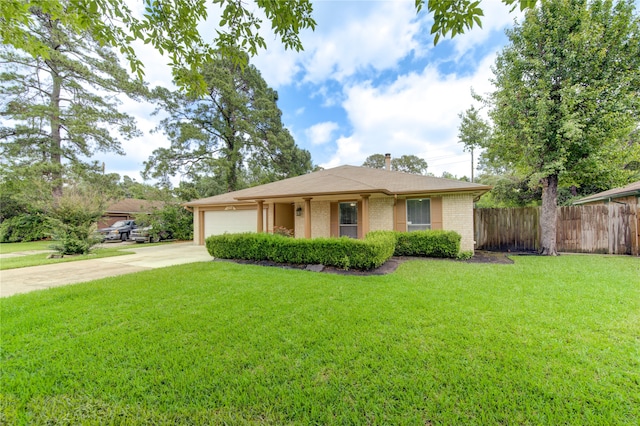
xmin=0 ymin=240 xmax=52 ymax=254
xmin=0 ymin=247 xmax=136 ymax=270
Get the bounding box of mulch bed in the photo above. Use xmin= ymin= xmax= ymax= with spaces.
xmin=215 ymin=250 xmax=515 ymax=276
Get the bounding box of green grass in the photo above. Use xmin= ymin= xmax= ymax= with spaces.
xmin=1 ymin=255 xmax=639 ymax=424
xmin=0 ymin=240 xmax=52 ymax=254
xmin=0 ymin=241 xmax=169 ymax=270
xmin=0 ymin=245 xmax=137 ymax=270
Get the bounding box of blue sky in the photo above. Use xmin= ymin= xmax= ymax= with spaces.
xmin=107 ymin=0 xmax=523 ymax=184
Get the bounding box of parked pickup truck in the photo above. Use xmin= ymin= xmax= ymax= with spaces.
xmin=131 ymin=226 xmax=172 ymax=243
xmin=97 ymin=220 xmax=137 ymax=242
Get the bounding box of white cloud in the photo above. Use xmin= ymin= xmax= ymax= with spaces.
xmin=320 ymin=53 xmax=497 ymax=177
xmin=253 ymin=0 xmax=428 ymax=88
xmin=252 ymin=43 xmax=304 ymax=89
xmin=108 ymin=95 xmax=171 ymax=182
xmin=322 ymin=135 xmax=363 ymax=169
xmin=302 ymin=1 xmax=425 ymax=84
xmin=306 ymin=121 xmax=339 ymax=145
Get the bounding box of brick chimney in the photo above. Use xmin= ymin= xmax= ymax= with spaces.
xmin=385 ymin=153 xmax=391 ymax=171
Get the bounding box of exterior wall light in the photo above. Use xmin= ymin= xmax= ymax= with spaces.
xmin=296 ymin=207 xmax=303 ymax=216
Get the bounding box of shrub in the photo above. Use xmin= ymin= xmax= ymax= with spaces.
xmin=273 ymin=226 xmax=294 ymax=237
xmin=136 ymin=203 xmax=193 ymax=241
xmin=48 ymin=188 xmax=106 ymax=255
xmin=387 ymin=230 xmax=461 ymax=258
xmin=0 ymin=213 xmax=50 ymax=242
xmin=49 ymin=221 xmax=103 ymax=255
xmin=205 ymin=229 xmax=465 ymax=270
xmin=206 ymin=232 xmax=396 ymax=271
xmin=457 ymin=250 xmax=474 ymax=260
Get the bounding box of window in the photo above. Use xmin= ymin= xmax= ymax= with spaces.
xmin=406 ymin=198 xmax=431 ymax=231
xmin=339 ymin=202 xmax=358 ymax=238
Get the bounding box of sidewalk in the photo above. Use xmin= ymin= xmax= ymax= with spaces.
xmin=0 ymin=242 xmax=211 ymax=298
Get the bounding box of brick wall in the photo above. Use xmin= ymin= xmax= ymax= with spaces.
xmin=193 ymin=207 xmax=201 ymax=245
xmin=266 ymin=203 xmax=274 ymax=234
xmin=294 ymin=202 xmax=304 ymax=238
xmin=442 ymin=194 xmax=475 ymax=252
xmin=369 ymin=196 xmax=394 ymax=232
xmin=294 ymin=201 xmax=331 ymax=238
xmin=311 ymin=201 xmax=331 ymax=238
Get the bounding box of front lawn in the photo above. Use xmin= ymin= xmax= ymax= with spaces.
xmin=1 ymin=255 xmax=638 ymax=424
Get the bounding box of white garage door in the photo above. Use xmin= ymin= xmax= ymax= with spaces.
xmin=204 ymin=209 xmax=265 ymax=237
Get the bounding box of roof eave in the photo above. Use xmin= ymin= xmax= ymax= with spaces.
xmin=393 ymin=186 xmax=492 ymax=197
xmin=183 ymin=201 xmax=256 ymax=207
xmin=573 ymin=189 xmax=640 ymax=205
xmin=234 ymin=188 xmax=392 ymax=201
xmin=230 ymin=186 xmax=492 ymax=202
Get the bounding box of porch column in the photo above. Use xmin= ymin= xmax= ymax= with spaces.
xmin=198 ymin=209 xmax=205 ymax=245
xmin=361 ymin=194 xmax=370 ymax=237
xmin=256 ymin=200 xmax=264 ymax=233
xmin=303 ymin=197 xmax=312 ymax=238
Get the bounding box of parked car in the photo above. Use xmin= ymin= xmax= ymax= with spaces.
xmin=97 ymin=220 xmax=137 ymax=242
xmin=131 ymin=226 xmax=172 ymax=243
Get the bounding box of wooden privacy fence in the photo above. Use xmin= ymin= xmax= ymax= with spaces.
xmin=474 ymin=205 xmax=639 ymax=255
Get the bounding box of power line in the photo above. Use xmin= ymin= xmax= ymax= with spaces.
xmin=423 ymin=153 xmax=461 ymax=161
xmin=429 ymin=159 xmax=468 ymax=167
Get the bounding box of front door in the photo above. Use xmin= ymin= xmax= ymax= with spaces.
xmin=339 ymin=202 xmax=358 ymax=238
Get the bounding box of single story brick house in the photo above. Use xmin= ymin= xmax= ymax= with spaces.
xmin=184 ymin=163 xmax=491 ymax=252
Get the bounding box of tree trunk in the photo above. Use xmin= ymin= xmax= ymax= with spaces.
xmin=539 ymin=174 xmax=559 ymax=255
xmin=48 ymin=18 xmax=63 ymax=199
xmin=50 ymin=72 xmax=63 ymax=198
xmin=471 ymin=146 xmax=474 ymax=183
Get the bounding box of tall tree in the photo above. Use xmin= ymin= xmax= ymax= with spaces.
xmin=144 ymin=55 xmax=312 ymax=194
xmin=362 ymin=154 xmax=387 ymax=169
xmin=0 ymin=6 xmax=147 ymax=197
xmin=1 ymin=1 xmax=535 ymax=94
xmin=458 ymin=105 xmax=491 ymax=182
xmin=393 ymin=155 xmax=429 ymax=175
xmin=487 ymin=0 xmax=640 ymax=255
xmin=362 ymin=154 xmax=429 ymax=175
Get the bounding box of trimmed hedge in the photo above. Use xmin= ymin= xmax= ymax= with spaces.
xmin=206 ymin=229 xmax=462 ymax=271
xmin=389 ymin=229 xmax=461 ymax=258
xmin=206 ymin=232 xmax=396 ymax=271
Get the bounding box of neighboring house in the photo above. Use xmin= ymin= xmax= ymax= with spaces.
xmin=573 ymin=180 xmax=640 ymax=256
xmin=98 ymin=198 xmax=166 ymax=228
xmin=573 ymin=180 xmax=640 ymax=208
xmin=184 ymin=162 xmax=491 ymax=253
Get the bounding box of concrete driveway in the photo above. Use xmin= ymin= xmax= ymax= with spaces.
xmin=0 ymin=242 xmax=212 ymax=298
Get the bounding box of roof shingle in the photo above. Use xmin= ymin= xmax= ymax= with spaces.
xmin=106 ymin=198 xmax=166 ymax=213
xmin=185 ymin=165 xmax=491 ymax=206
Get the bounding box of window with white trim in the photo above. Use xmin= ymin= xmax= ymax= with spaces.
xmin=406 ymin=198 xmax=431 ymax=231
xmin=339 ymin=202 xmax=358 ymax=238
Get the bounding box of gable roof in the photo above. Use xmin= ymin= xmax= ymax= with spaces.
xmin=106 ymin=198 xmax=166 ymax=214
xmin=185 ymin=165 xmax=491 ymax=206
xmin=573 ymin=180 xmax=640 ymax=205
